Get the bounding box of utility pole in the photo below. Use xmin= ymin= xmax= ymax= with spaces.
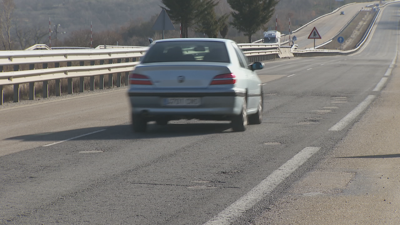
xmin=49 ymin=18 xmax=52 ymax=48
xmin=54 ymin=24 xmax=66 ymax=46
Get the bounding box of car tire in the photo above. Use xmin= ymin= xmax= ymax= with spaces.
xmin=248 ymin=94 xmax=263 ymax=125
xmin=131 ymin=113 xmax=147 ymax=132
xmin=156 ymin=119 xmax=169 ymax=126
xmin=231 ymin=99 xmax=248 ymax=132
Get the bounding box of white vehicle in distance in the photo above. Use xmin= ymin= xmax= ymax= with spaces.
xmin=127 ymin=38 xmax=264 ymax=132
xmin=263 ymin=30 xmax=281 ymax=46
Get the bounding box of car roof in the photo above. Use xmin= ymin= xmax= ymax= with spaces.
xmin=153 ymin=38 xmax=233 ymax=44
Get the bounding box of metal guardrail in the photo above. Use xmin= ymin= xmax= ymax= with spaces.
xmin=0 ymin=47 xmax=148 ymax=105
xmin=0 ymin=44 xmax=280 ymax=105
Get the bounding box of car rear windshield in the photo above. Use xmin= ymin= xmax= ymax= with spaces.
xmin=141 ymin=41 xmax=230 ymax=63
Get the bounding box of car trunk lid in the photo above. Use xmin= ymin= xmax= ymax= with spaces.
xmin=133 ymin=63 xmax=231 ymax=88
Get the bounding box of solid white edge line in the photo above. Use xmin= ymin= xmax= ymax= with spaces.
xmin=384 ymin=68 xmax=392 ymax=77
xmin=329 ymin=95 xmax=376 ymax=131
xmin=43 ymin=129 xmax=106 ymax=147
xmin=373 ymin=77 xmax=388 ymax=92
xmin=203 ymin=147 xmax=321 ymax=225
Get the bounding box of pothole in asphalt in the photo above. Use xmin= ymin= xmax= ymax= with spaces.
xmin=219 ymin=170 xmax=243 ymax=175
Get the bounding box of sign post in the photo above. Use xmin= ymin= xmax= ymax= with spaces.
xmin=308 ymin=27 xmax=322 ymax=49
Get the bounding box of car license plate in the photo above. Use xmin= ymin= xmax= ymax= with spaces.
xmin=164 ymin=98 xmax=200 ymax=106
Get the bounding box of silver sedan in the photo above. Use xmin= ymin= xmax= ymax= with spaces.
xmin=127 ymin=38 xmax=264 ymax=132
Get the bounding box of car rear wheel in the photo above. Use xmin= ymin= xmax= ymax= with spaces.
xmin=131 ymin=113 xmax=147 ymax=132
xmin=231 ymin=99 xmax=248 ymax=132
xmin=248 ymin=95 xmax=263 ymax=125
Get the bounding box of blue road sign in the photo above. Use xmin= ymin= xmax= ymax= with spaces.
xmin=292 ymin=36 xmax=297 ymax=42
xmin=338 ymin=36 xmax=345 ymax=44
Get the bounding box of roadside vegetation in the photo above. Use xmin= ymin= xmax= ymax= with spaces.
xmin=0 ymin=0 xmax=377 ymax=50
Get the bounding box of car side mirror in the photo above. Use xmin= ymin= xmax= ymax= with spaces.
xmin=250 ymin=62 xmax=264 ymax=71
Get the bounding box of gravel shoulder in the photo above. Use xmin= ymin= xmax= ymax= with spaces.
xmin=255 ymin=58 xmax=400 ymax=223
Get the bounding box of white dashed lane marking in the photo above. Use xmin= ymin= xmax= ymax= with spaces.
xmin=43 ymin=129 xmax=106 ymax=147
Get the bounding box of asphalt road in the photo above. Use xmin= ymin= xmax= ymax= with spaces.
xmin=0 ymin=2 xmax=399 ymax=225
xmin=293 ymin=1 xmax=380 ymax=49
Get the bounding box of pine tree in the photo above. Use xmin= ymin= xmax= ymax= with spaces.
xmin=195 ymin=5 xmax=229 ymax=38
xmin=228 ymin=0 xmax=279 ymax=43
xmin=162 ymin=0 xmax=217 ymax=38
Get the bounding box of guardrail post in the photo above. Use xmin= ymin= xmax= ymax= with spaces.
xmin=99 ymin=75 xmax=105 ymax=90
xmin=116 ymin=73 xmax=121 ymax=87
xmin=56 ymin=80 xmax=61 ymax=96
xmin=29 ymin=82 xmax=35 ymax=100
xmin=68 ymin=78 xmax=73 ymax=94
xmin=13 ymin=84 xmax=20 ymax=103
xmin=125 ymin=72 xmax=129 ymax=86
xmin=54 ymin=62 xmax=61 ymax=96
xmin=0 ymin=85 xmax=3 ymax=105
xmin=108 ymin=74 xmax=113 ymax=88
xmin=79 ymin=77 xmax=84 ymax=92
xmin=13 ymin=64 xmax=20 ymax=103
xmin=90 ymin=77 xmax=95 ymax=91
xmin=43 ymin=81 xmax=49 ymax=98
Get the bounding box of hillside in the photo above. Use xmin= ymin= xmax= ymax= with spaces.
xmin=9 ymin=0 xmax=375 ymax=48
xmin=13 ymin=0 xmax=162 ymax=31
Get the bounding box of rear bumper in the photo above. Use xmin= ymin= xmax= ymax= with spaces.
xmin=127 ymin=90 xmax=245 ymax=97
xmin=128 ymin=93 xmax=245 ymax=120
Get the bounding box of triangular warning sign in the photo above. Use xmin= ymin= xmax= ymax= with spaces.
xmin=308 ymin=27 xmax=321 ymax=39
xmin=152 ymin=9 xmax=175 ymax=31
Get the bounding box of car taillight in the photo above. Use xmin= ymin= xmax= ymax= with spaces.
xmin=129 ymin=73 xmax=152 ymax=85
xmin=210 ymin=73 xmax=236 ymax=85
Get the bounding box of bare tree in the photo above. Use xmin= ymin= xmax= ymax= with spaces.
xmin=0 ymin=0 xmax=15 ymax=50
xmin=12 ymin=17 xmax=47 ymax=50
